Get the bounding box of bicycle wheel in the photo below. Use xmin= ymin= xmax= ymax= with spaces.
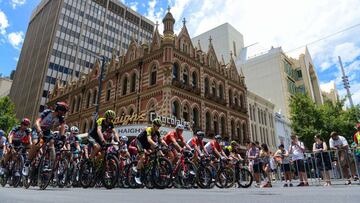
xmin=178 ymin=161 xmax=196 ymax=189
xmin=37 ymin=156 xmax=53 ymax=190
xmin=102 ymin=155 xmax=119 ymax=189
xmin=0 ymin=168 xmax=8 ymax=187
xmin=23 ymin=162 xmax=36 ymax=189
xmin=152 ymin=157 xmax=172 ymax=189
xmin=56 ymin=158 xmax=69 ymax=188
xmin=237 ymin=168 xmax=253 ymax=188
xmin=197 ymin=166 xmax=212 ymax=189
xmin=79 ymin=159 xmax=93 ymax=188
xmin=216 ymin=168 xmax=235 ymax=188
xmin=12 ymin=155 xmax=24 ymax=188
xmin=126 ymin=161 xmax=141 ymax=188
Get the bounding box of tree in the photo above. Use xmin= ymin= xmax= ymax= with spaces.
xmin=0 ymin=96 xmax=18 ymax=134
xmin=290 ymin=93 xmax=360 ymax=149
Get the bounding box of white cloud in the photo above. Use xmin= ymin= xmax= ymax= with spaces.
xmin=333 ymin=42 xmax=360 ymax=64
xmin=320 ymin=80 xmax=336 ymax=93
xmin=10 ymin=0 xmax=26 ymax=9
xmin=0 ymin=9 xmax=9 ymax=35
xmin=129 ymin=2 xmax=138 ymax=12
xmin=320 ymin=62 xmax=331 ymax=72
xmin=7 ymin=31 xmax=24 ymax=49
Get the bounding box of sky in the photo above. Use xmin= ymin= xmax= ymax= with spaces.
xmin=0 ymin=0 xmax=359 ymax=106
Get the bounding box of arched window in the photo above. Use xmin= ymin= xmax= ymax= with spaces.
xmin=76 ymin=96 xmax=81 ymax=112
xmin=128 ymin=107 xmax=134 ymax=116
xmin=93 ymin=89 xmax=98 ymax=106
xmin=205 ymin=112 xmax=211 ymax=132
xmin=83 ymin=120 xmax=87 ymax=133
xmin=183 ymin=66 xmax=189 ymax=85
xmin=221 ymin=117 xmax=226 ymax=135
xmin=240 ymin=94 xmax=244 ymax=108
xmin=106 ymin=82 xmax=112 ymax=101
xmin=204 ymin=77 xmax=210 ymax=95
xmin=231 ymin=120 xmax=235 ymax=138
xmin=237 ymin=123 xmax=241 ymax=141
xmin=211 ymin=81 xmax=216 ymax=96
xmin=183 ymin=104 xmax=189 ymax=121
xmin=172 ymin=100 xmax=180 ymax=118
xmin=172 ymin=63 xmax=179 ymax=81
xmin=86 ymin=91 xmax=91 ymax=108
xmin=213 ymin=114 xmax=219 ymax=135
xmin=130 ymin=72 xmax=136 ymax=93
xmin=71 ymin=97 xmax=76 ymax=113
xmin=150 ymin=65 xmax=157 ymax=85
xmin=219 ymin=84 xmax=224 ymax=99
xmin=192 ymin=108 xmax=199 ymax=129
xmin=229 ymin=89 xmax=233 ymax=105
xmin=235 ymin=94 xmax=239 ymax=107
xmin=192 ymin=72 xmax=197 ymax=88
xmin=242 ymin=123 xmax=247 ymax=143
xmin=122 ymin=76 xmax=128 ymax=95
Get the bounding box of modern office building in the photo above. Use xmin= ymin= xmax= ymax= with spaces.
xmin=191 ymin=23 xmax=244 ymax=68
xmin=242 ymin=46 xmax=323 ymax=119
xmin=10 ymin=0 xmax=154 ymax=121
xmin=247 ymin=90 xmax=277 ymax=150
xmin=0 ymin=77 xmax=12 ymax=98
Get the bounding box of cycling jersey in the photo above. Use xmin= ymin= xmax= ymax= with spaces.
xmin=187 ymin=137 xmax=205 ymax=149
xmin=89 ymin=118 xmax=114 ymax=142
xmin=9 ymin=126 xmax=32 ymax=145
xmin=163 ymin=131 xmax=185 ymax=146
xmin=66 ymin=135 xmax=81 ymax=152
xmin=0 ymin=136 xmax=7 ymax=149
xmin=205 ymin=140 xmax=222 ymax=155
xmin=137 ymin=127 xmax=160 ymax=150
xmin=39 ymin=109 xmax=65 ymax=132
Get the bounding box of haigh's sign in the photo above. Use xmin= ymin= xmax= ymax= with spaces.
xmin=113 ymin=113 xmax=146 ymax=125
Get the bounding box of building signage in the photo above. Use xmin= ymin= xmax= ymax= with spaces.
xmin=149 ymin=112 xmax=191 ymax=129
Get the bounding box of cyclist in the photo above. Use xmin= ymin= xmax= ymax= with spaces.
xmin=1 ymin=118 xmax=32 ymax=174
xmin=118 ymin=136 xmax=131 ymax=168
xmin=0 ymin=130 xmax=7 ymax=159
xmin=163 ymin=124 xmax=192 ymax=164
xmin=23 ymin=101 xmax=69 ymax=176
xmin=205 ymin=135 xmax=228 ymax=159
xmin=187 ymin=131 xmax=208 ymax=161
xmin=66 ymin=126 xmax=81 ymax=160
xmin=134 ymin=118 xmax=167 ymax=184
xmin=88 ymin=110 xmax=120 ymax=159
xmin=224 ymin=141 xmax=243 ymax=162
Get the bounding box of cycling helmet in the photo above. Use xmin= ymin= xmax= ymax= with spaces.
xmin=55 ymin=101 xmax=69 ymax=112
xmin=214 ymin=134 xmax=222 ymax=140
xmin=175 ymin=124 xmax=184 ymax=130
xmin=21 ymin=118 xmax=31 ymax=126
xmin=104 ymin=110 xmax=116 ymax=119
xmin=64 ymin=124 xmax=69 ymax=132
xmin=70 ymin=126 xmax=79 ymax=134
xmin=152 ymin=118 xmax=162 ymax=127
xmin=120 ymin=136 xmax=128 ymax=142
xmin=196 ymin=131 xmax=205 ymax=137
xmin=0 ymin=130 xmax=4 ymax=137
xmin=231 ymin=141 xmax=238 ymax=145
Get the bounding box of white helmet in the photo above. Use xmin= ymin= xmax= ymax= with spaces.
xmin=176 ymin=124 xmax=185 ymax=130
xmin=70 ymin=126 xmax=79 ymax=134
xmin=120 ymin=136 xmax=128 ymax=142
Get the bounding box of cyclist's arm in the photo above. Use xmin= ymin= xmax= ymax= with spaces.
xmin=146 ymin=129 xmax=157 ymax=148
xmin=112 ymin=128 xmax=120 ymax=143
xmin=7 ymin=131 xmax=14 ymax=144
xmin=97 ymin=126 xmax=105 ymax=143
xmin=34 ymin=118 xmax=42 ymax=134
xmin=170 ymin=136 xmax=182 ymax=151
xmin=59 ymin=123 xmax=66 ymax=137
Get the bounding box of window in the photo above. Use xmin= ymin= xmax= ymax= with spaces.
xmin=172 ymin=63 xmax=179 ymax=81
xmin=93 ymin=89 xmax=98 ymax=106
xmin=240 ymin=94 xmax=244 ymax=108
xmin=242 ymin=123 xmax=247 ymax=143
xmin=76 ymin=97 xmax=81 ymax=112
xmin=221 ymin=117 xmax=226 ymax=135
xmin=192 ymin=72 xmax=197 ymax=88
xmin=192 ymin=108 xmax=199 ymax=129
xmin=86 ymin=91 xmax=91 ymax=108
xmin=42 ymin=90 xmax=49 ymax=98
xmin=229 ymin=89 xmax=233 ymax=105
xmin=71 ymin=97 xmax=76 ymax=113
xmin=150 ymin=66 xmax=157 ymax=85
xmin=204 ymin=77 xmax=210 ymax=95
xmin=237 ymin=124 xmax=241 ymax=142
xmin=213 ymin=115 xmax=219 ymax=135
xmin=211 ymin=81 xmax=216 ymax=96
xmin=172 ymin=100 xmax=180 ymax=118
xmin=122 ymin=76 xmax=128 ymax=95
xmin=130 ymin=73 xmax=136 ymax=93
xmin=183 ymin=105 xmax=189 ymax=121
xmin=219 ymin=84 xmax=224 ymax=99
xmin=205 ymin=112 xmax=211 ymax=132
xmin=231 ymin=120 xmax=235 ymax=138
xmin=106 ymin=82 xmax=112 ymax=101
xmin=183 ymin=67 xmax=189 ymax=85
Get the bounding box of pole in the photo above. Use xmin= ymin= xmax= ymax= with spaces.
xmin=93 ymin=56 xmax=106 ymax=127
xmin=338 ymin=56 xmax=354 ymax=108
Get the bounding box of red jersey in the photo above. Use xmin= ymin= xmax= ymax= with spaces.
xmin=187 ymin=137 xmax=204 ymax=149
xmin=163 ymin=131 xmax=185 ymax=145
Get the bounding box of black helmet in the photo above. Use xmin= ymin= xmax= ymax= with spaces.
xmin=196 ymin=131 xmax=205 ymax=137
xmin=55 ymin=101 xmax=69 ymax=112
xmin=152 ymin=118 xmax=162 ymax=127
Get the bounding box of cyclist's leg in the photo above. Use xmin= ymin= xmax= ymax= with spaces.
xmin=136 ymin=139 xmax=145 ymax=171
xmin=88 ymin=136 xmax=100 ymax=159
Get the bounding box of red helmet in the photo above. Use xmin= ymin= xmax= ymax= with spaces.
xmin=55 ymin=101 xmax=69 ymax=112
xmin=21 ymin=118 xmax=31 ymax=126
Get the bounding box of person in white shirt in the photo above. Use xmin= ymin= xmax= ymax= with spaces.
xmin=329 ymin=131 xmax=357 ymax=185
xmin=289 ymin=135 xmax=309 ymax=186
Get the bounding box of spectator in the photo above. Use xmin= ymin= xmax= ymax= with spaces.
xmin=313 ymin=134 xmax=332 ymax=186
xmin=274 ymin=144 xmax=293 ymax=187
xmin=329 ymin=131 xmax=357 ymax=185
xmin=0 ymin=130 xmax=8 ymax=175
xmin=247 ymin=142 xmax=261 ymax=187
xmin=259 ymin=143 xmax=272 ymax=187
xmin=289 ymin=135 xmax=309 ymax=186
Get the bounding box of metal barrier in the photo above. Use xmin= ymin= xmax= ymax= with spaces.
xmin=268 ymin=148 xmax=360 ymax=185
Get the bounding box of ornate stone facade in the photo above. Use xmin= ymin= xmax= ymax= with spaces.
xmin=48 ymin=10 xmax=250 ymax=145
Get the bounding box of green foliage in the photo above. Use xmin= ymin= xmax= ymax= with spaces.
xmin=0 ymin=96 xmax=18 ymax=134
xmin=290 ymin=94 xmax=360 ymax=149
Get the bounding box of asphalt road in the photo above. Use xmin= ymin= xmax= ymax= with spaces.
xmin=1 ymin=182 xmax=359 ymax=203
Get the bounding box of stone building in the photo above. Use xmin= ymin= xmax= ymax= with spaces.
xmin=48 ymin=9 xmax=250 ymax=145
